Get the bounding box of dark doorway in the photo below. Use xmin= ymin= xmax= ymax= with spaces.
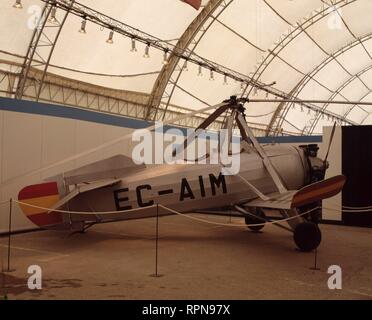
xmin=342 ymin=126 xmax=372 ymax=227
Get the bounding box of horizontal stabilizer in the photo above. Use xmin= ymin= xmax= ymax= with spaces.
xmin=18 ymin=179 xmax=121 ymax=229
xmin=48 ymin=178 xmax=121 ymax=211
xmin=63 ymin=154 xmax=144 ymax=185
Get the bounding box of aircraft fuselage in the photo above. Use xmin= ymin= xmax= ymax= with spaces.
xmin=68 ymin=145 xmax=310 ymax=222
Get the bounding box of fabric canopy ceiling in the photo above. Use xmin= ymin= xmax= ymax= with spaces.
xmin=2 ymin=0 xmax=372 ymax=135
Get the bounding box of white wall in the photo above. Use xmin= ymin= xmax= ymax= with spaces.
xmin=0 ymin=110 xmax=134 ymax=233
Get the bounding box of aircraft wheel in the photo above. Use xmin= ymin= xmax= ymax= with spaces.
xmin=245 ymin=208 xmax=265 ymax=232
xmin=293 ymin=222 xmax=321 ymax=252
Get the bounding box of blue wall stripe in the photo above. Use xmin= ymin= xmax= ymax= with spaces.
xmin=258 ymin=135 xmax=322 ymax=143
xmin=0 ymin=97 xmax=322 ymax=144
xmin=0 ymin=97 xmax=151 ymax=129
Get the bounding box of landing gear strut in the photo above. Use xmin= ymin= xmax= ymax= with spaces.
xmin=234 ymin=205 xmax=266 ymax=232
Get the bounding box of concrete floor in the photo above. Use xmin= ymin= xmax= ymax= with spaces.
xmin=1 ymin=214 xmax=372 ymax=300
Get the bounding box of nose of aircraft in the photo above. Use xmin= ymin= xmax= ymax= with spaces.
xmin=309 ymin=156 xmax=327 ymax=182
xmin=299 ymin=144 xmax=327 ymax=183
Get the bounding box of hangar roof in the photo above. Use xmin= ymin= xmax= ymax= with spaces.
xmin=2 ymin=0 xmax=372 ymax=135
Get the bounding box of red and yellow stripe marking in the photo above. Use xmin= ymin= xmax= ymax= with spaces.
xmin=292 ymin=175 xmax=346 ymax=208
xmin=18 ymin=182 xmax=63 ymax=227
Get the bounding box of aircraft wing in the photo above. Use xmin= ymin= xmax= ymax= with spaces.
xmin=242 ymin=175 xmax=346 ymax=210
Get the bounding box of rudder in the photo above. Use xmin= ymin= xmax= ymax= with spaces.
xmin=18 ymin=181 xmax=64 ymax=228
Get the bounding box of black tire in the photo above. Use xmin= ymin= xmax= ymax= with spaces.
xmin=293 ymin=222 xmax=321 ymax=252
xmin=245 ymin=208 xmax=265 ymax=232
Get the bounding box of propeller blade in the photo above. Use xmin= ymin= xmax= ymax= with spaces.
xmin=324 ymin=122 xmax=337 ymax=165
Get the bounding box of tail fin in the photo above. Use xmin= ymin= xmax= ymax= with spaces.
xmin=18 ymin=181 xmax=64 ymax=229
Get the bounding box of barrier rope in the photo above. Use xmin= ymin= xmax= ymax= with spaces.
xmin=323 ymin=206 xmax=372 ymax=213
xmin=12 ymin=199 xmax=320 ymax=228
xmin=158 ymin=205 xmax=320 ymax=228
xmin=341 ymin=205 xmax=372 ymax=210
xmin=13 ymin=199 xmax=156 ymax=215
xmin=7 ymin=197 xmax=372 ymax=211
xmin=6 ymin=198 xmax=372 ymax=229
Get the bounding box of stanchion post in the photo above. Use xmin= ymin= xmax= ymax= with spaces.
xmin=155 ymin=204 xmax=159 ymax=276
xmin=310 ymin=248 xmax=320 ymax=271
xmin=5 ymin=198 xmax=15 ymax=273
xmin=150 ymin=204 xmax=162 ymax=277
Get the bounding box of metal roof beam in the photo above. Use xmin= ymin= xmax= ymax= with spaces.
xmin=273 ymin=32 xmax=372 ymax=133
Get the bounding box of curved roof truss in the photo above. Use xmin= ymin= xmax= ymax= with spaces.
xmin=3 ymin=0 xmax=372 ymax=136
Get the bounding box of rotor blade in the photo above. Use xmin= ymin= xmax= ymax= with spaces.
xmin=161 ymin=102 xmax=226 ymax=127
xmin=1 ymin=102 xmax=225 ymax=188
xmin=172 ymin=103 xmax=231 ymax=157
xmin=324 ymin=122 xmax=337 ymax=164
xmin=194 ymin=104 xmax=231 ymax=131
xmin=249 ymin=99 xmax=372 ymax=106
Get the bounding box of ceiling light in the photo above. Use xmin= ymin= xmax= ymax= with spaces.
xmin=106 ymin=30 xmax=114 ymax=44
xmin=48 ymin=6 xmax=57 ymax=23
xmin=223 ymin=74 xmax=228 ymax=85
xmin=143 ymin=44 xmax=150 ymax=58
xmin=163 ymin=50 xmax=169 ymax=65
xmin=13 ymin=0 xmax=22 ymax=9
xmin=183 ymin=60 xmax=188 ymax=72
xmin=198 ymin=65 xmax=203 ymax=77
xmin=209 ymin=69 xmax=215 ymax=81
xmin=79 ymin=19 xmax=87 ymax=34
xmin=130 ymin=38 xmax=137 ymax=52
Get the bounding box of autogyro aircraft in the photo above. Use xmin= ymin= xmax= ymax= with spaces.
xmin=17 ymin=96 xmax=345 ymax=252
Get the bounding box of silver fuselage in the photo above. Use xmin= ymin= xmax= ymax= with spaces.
xmin=67 ymin=145 xmax=311 ymax=223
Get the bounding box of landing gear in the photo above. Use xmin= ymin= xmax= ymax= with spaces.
xmin=244 ymin=207 xmax=265 ymax=232
xmin=298 ymin=201 xmax=322 ymax=224
xmin=293 ymin=222 xmax=321 ymax=252
xmin=69 ymin=221 xmax=97 ymax=236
